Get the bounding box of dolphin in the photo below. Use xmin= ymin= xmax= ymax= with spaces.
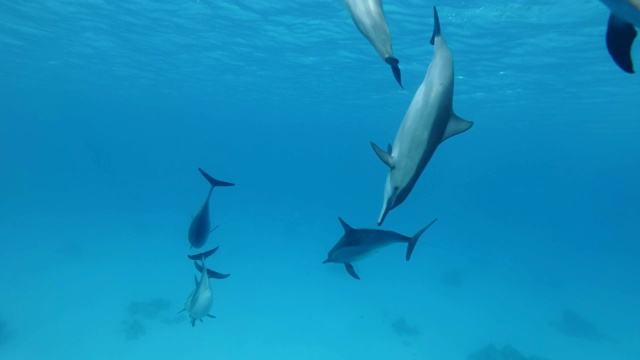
xmin=188 ymin=168 xmax=234 ymax=249
xmin=323 ymin=217 xmax=437 ymax=280
xmin=371 ymin=6 xmax=473 ymax=226
xmin=600 ymin=0 xmax=640 ymax=73
xmin=179 ymin=247 xmax=229 ymax=327
xmin=344 ymin=0 xmax=403 ymax=87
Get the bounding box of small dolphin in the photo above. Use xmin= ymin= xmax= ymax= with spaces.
xmin=344 ymin=0 xmax=403 ymax=87
xmin=323 ymin=217 xmax=437 ymax=280
xmin=371 ymin=7 xmax=473 ymax=226
xmin=188 ymin=168 xmax=234 ymax=249
xmin=179 ymin=248 xmax=228 ymax=327
xmin=600 ymin=0 xmax=640 ymax=73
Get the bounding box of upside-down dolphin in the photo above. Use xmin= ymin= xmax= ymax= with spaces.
xmin=371 ymin=6 xmax=473 ymax=226
xmin=344 ymin=0 xmax=403 ymax=87
xmin=323 ymin=217 xmax=437 ymax=280
xmin=600 ymin=0 xmax=640 ymax=73
xmin=188 ymin=168 xmax=234 ymax=249
xmin=179 ymin=247 xmax=229 ymax=327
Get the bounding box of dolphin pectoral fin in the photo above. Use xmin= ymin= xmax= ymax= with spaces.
xmin=209 ymin=225 xmax=219 ymax=234
xmin=177 ymin=309 xmax=185 ymax=315
xmin=207 ymin=314 xmax=216 ymax=319
xmin=198 ymin=168 xmax=236 ymax=187
xmin=200 ymin=319 xmax=204 ymax=323
xmin=344 ymin=263 xmax=361 ymax=280
xmin=606 ymin=13 xmax=636 ymax=74
xmin=442 ymin=114 xmax=473 ymax=142
xmin=385 ymin=57 xmax=403 ymax=88
xmin=371 ymin=142 xmax=394 ymax=168
xmin=191 ymin=319 xmax=196 ymax=327
xmin=406 ymin=218 xmax=437 ymax=261
xmin=188 ymin=246 xmax=220 ymax=261
xmin=430 ymin=6 xmax=441 ymax=46
xmin=194 ymin=261 xmax=231 ymax=279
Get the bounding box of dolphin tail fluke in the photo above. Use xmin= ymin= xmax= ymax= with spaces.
xmin=188 ymin=246 xmax=220 ymax=261
xmin=406 ymin=218 xmax=438 ymax=261
xmin=606 ymin=13 xmax=636 ymax=74
xmin=198 ymin=168 xmax=235 ymax=188
xmin=385 ymin=57 xmax=403 ymax=88
xmin=194 ymin=261 xmax=231 ymax=279
xmin=344 ymin=263 xmax=361 ymax=280
xmin=430 ymin=6 xmax=441 ymax=46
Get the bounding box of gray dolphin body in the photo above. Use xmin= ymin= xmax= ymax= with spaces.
xmin=344 ymin=0 xmax=403 ymax=87
xmin=371 ymin=7 xmax=473 ymax=226
xmin=323 ymin=217 xmax=437 ymax=280
xmin=180 ymin=247 xmax=230 ymax=327
xmin=600 ymin=0 xmax=640 ymax=73
xmin=188 ymin=168 xmax=234 ymax=249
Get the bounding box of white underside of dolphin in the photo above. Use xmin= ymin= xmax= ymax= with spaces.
xmin=343 ymin=0 xmax=403 ymax=87
xmin=372 ymin=6 xmax=473 ymax=226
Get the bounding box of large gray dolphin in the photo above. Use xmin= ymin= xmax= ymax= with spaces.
xmin=323 ymin=217 xmax=437 ymax=280
xmin=344 ymin=0 xmax=403 ymax=87
xmin=371 ymin=6 xmax=473 ymax=226
xmin=600 ymin=0 xmax=640 ymax=73
xmin=179 ymin=247 xmax=229 ymax=327
xmin=188 ymin=168 xmax=234 ymax=249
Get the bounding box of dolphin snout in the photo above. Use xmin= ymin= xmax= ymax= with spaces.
xmin=322 ymin=258 xmax=331 ymax=264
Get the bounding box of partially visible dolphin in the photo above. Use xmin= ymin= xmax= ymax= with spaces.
xmin=179 ymin=247 xmax=228 ymax=327
xmin=188 ymin=246 xmax=231 ymax=280
xmin=323 ymin=217 xmax=437 ymax=280
xmin=371 ymin=6 xmax=473 ymax=226
xmin=600 ymin=0 xmax=640 ymax=73
xmin=188 ymin=168 xmax=234 ymax=249
xmin=344 ymin=0 xmax=403 ymax=87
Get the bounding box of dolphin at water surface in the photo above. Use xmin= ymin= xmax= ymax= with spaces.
xmin=371 ymin=6 xmax=473 ymax=226
xmin=188 ymin=168 xmax=234 ymax=249
xmin=323 ymin=217 xmax=437 ymax=280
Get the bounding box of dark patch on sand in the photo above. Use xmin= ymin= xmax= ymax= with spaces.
xmin=552 ymin=309 xmax=612 ymax=343
xmin=121 ymin=298 xmax=182 ymax=341
xmin=468 ymin=344 xmax=549 ymax=360
xmin=392 ymin=317 xmax=421 ymax=337
xmin=441 ymin=268 xmax=465 ymax=287
xmin=127 ymin=298 xmax=171 ymax=320
xmin=121 ymin=319 xmax=146 ymax=341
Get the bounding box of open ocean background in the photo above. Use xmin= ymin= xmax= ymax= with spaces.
xmin=1 ymin=1 xmax=639 ymax=359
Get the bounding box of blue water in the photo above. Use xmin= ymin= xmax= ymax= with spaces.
xmin=1 ymin=0 xmax=639 ymax=359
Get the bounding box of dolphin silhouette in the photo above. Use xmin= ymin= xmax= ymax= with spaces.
xmin=323 ymin=217 xmax=437 ymax=279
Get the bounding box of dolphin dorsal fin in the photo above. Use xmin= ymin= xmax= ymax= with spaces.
xmin=338 ymin=217 xmax=354 ymax=233
xmin=430 ymin=6 xmax=441 ymax=46
xmin=370 ymin=142 xmax=394 ymax=169
xmin=442 ymin=113 xmax=473 ymax=143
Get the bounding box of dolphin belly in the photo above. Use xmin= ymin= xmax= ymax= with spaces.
xmin=187 ymin=288 xmax=212 ymax=321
